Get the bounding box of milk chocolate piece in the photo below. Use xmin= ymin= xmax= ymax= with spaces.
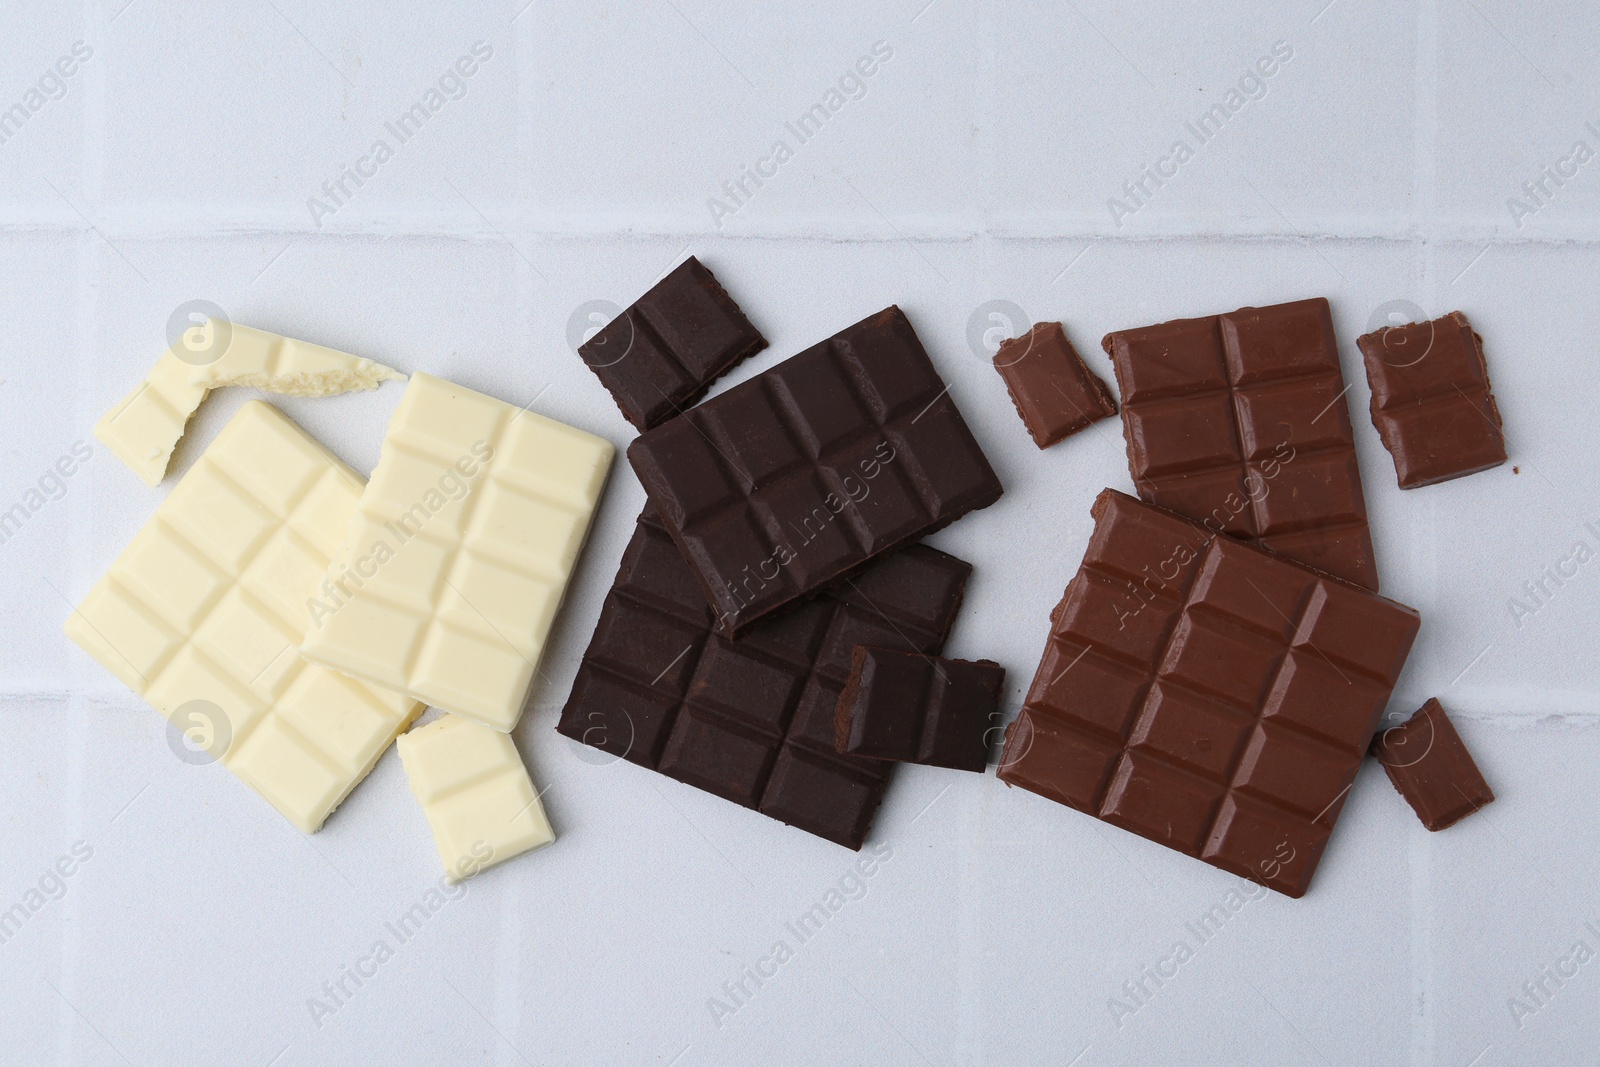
xmin=993 ymin=321 xmax=1118 ymax=448
xmin=1102 ymin=298 xmax=1378 ymax=589
xmin=1370 ymin=698 xmax=1493 ymax=831
xmin=628 ymin=305 xmax=1002 ymax=635
xmin=1356 ymin=311 xmax=1506 ymax=488
xmin=557 ymin=508 xmax=972 ymax=849
xmin=579 ymin=256 xmax=767 ymax=430
xmin=998 ymin=489 xmax=1420 ymax=898
xmin=833 ymin=646 xmax=1004 ymax=772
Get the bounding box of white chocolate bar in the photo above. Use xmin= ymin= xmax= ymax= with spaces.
xmin=65 ymin=401 xmax=422 ymax=832
xmin=300 ymin=372 xmax=614 ymax=732
xmin=95 ymin=321 xmax=405 ymax=486
xmin=396 ymin=714 xmax=554 ymax=882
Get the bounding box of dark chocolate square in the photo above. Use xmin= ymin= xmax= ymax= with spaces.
xmin=833 ymin=646 xmax=1005 ymax=773
xmin=578 ymin=257 xmax=767 ymax=430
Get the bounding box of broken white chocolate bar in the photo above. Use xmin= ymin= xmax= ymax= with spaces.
xmin=396 ymin=714 xmax=554 ymax=882
xmin=65 ymin=401 xmax=422 ymax=832
xmin=300 ymin=372 xmax=614 ymax=733
xmin=95 ymin=320 xmax=405 ymax=486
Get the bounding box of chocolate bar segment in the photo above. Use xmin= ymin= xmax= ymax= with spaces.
xmin=994 ymin=321 xmax=1118 ymax=448
xmin=1356 ymin=311 xmax=1506 ymax=488
xmin=557 ymin=508 xmax=972 ymax=849
xmin=1102 ymin=298 xmax=1378 ymax=589
xmin=579 ymin=256 xmax=767 ymax=430
xmin=1370 ymin=698 xmax=1493 ymax=831
xmin=628 ymin=305 xmax=1002 ymax=635
xmin=997 ymin=489 xmax=1420 ymax=897
xmin=834 ymin=646 xmax=1004 ymax=772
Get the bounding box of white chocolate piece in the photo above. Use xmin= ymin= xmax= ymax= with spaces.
xmin=396 ymin=714 xmax=554 ymax=882
xmin=301 ymin=372 xmax=614 ymax=733
xmin=94 ymin=321 xmax=405 ymax=486
xmin=65 ymin=401 xmax=422 ymax=832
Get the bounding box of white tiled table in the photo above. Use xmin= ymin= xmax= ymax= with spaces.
xmin=3 ymin=2 xmax=1597 ymax=1064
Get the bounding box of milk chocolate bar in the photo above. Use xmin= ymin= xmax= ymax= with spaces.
xmin=1356 ymin=311 xmax=1507 ymax=488
xmin=994 ymin=321 xmax=1118 ymax=448
xmin=1371 ymin=698 xmax=1493 ymax=831
xmin=998 ymin=489 xmax=1420 ymax=897
xmin=1102 ymin=298 xmax=1378 ymax=589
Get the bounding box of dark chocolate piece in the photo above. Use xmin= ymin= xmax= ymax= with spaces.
xmin=1370 ymin=698 xmax=1493 ymax=831
xmin=627 ymin=305 xmax=1002 ymax=635
xmin=557 ymin=508 xmax=972 ymax=849
xmin=1356 ymin=311 xmax=1506 ymax=488
xmin=994 ymin=321 xmax=1118 ymax=448
xmin=998 ymin=489 xmax=1420 ymax=898
xmin=833 ymin=646 xmax=1005 ymax=772
xmin=579 ymin=256 xmax=767 ymax=430
xmin=1102 ymin=297 xmax=1379 ymax=589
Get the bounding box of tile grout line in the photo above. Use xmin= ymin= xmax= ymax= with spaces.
xmin=494 ymin=873 xmax=524 ymax=1067
xmin=1410 ymin=3 xmax=1440 ymax=1063
xmin=57 ymin=0 xmax=109 ymax=1062
xmin=14 ymin=211 xmax=1600 ymax=246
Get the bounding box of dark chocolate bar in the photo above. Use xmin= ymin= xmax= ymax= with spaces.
xmin=579 ymin=256 xmax=767 ymax=430
xmin=1370 ymin=698 xmax=1493 ymax=831
xmin=627 ymin=305 xmax=1002 ymax=635
xmin=998 ymin=489 xmax=1420 ymax=897
xmin=557 ymin=508 xmax=971 ymax=849
xmin=833 ymin=646 xmax=1004 ymax=772
xmin=994 ymin=321 xmax=1118 ymax=448
xmin=1356 ymin=311 xmax=1506 ymax=488
xmin=1102 ymin=298 xmax=1379 ymax=589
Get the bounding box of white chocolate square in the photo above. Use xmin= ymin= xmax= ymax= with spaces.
xmin=395 ymin=714 xmax=554 ymax=882
xmin=301 ymin=372 xmax=614 ymax=732
xmin=94 ymin=321 xmax=405 ymax=486
xmin=65 ymin=401 xmax=422 ymax=832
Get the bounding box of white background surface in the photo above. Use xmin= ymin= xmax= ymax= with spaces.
xmin=2 ymin=2 xmax=1598 ymax=1064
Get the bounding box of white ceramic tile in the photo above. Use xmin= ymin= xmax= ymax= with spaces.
xmin=5 ymin=2 xmax=1600 ymax=1063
